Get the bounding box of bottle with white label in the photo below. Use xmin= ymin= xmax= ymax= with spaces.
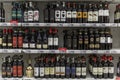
xmin=76 ymin=57 xmax=81 ymax=78
xmin=103 ymin=57 xmax=108 ymax=78
xmin=50 ymin=57 xmax=55 ymax=78
xmin=23 ymin=29 xmax=29 ymax=49
xmin=39 ymin=57 xmax=45 ymax=78
xmin=60 ymin=56 xmax=65 ymax=78
xmin=100 ymin=29 xmax=106 ymax=50
xmin=92 ymin=58 xmax=98 ymax=78
xmin=53 ymin=29 xmax=58 ymax=49
xmin=28 ymin=2 xmax=34 ymax=22
xmin=103 ymin=2 xmax=109 ymax=23
xmin=33 ymin=3 xmax=39 ymax=22
xmin=66 ymin=3 xmax=72 ymax=23
xmin=81 ymin=56 xmax=86 ymax=78
xmin=44 ymin=58 xmax=50 ymax=78
xmin=98 ymin=2 xmax=104 ymax=23
xmin=55 ymin=56 xmax=60 ymax=78
xmin=24 ymin=3 xmax=28 ymax=22
xmin=55 ymin=3 xmax=60 ymax=23
xmin=36 ymin=30 xmax=42 ymax=49
xmin=71 ymin=3 xmax=77 ymax=23
xmin=34 ymin=58 xmax=39 ymax=78
xmin=97 ymin=60 xmax=103 ymax=79
xmin=88 ymin=3 xmax=93 ymax=23
xmin=43 ymin=31 xmax=48 ymax=49
xmin=60 ymin=2 xmax=66 ymax=23
xmin=92 ymin=4 xmax=98 ymax=23
xmin=48 ymin=29 xmax=53 ymax=49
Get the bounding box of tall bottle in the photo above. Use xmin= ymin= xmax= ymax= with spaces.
xmin=92 ymin=4 xmax=98 ymax=23
xmin=71 ymin=57 xmax=76 ymax=78
xmin=34 ymin=57 xmax=39 ymax=78
xmin=48 ymin=28 xmax=53 ymax=49
xmin=12 ymin=55 xmax=18 ymax=77
xmin=23 ymin=29 xmax=29 ymax=49
xmin=60 ymin=56 xmax=65 ymax=78
xmin=66 ymin=3 xmax=72 ymax=23
xmin=97 ymin=58 xmax=103 ymax=78
xmin=7 ymin=29 xmax=12 ymax=48
xmin=88 ymin=3 xmax=93 ymax=23
xmin=77 ymin=4 xmax=82 ymax=23
xmin=17 ymin=4 xmax=23 ymax=22
xmin=81 ymin=56 xmax=86 ymax=78
xmin=33 ymin=3 xmax=39 ymax=22
xmin=0 ymin=2 xmax=5 ymax=22
xmin=89 ymin=29 xmax=95 ymax=50
xmin=2 ymin=29 xmax=7 ymax=48
xmin=84 ymin=29 xmax=89 ymax=50
xmin=0 ymin=29 xmax=2 ymax=48
xmin=12 ymin=2 xmax=17 ymax=21
xmin=36 ymin=30 xmax=42 ymax=49
xmin=55 ymin=3 xmax=60 ymax=23
xmin=6 ymin=56 xmax=12 ymax=78
xmin=71 ymin=3 xmax=77 ymax=23
xmin=94 ymin=29 xmax=100 ymax=50
xmin=55 ymin=55 xmax=60 ymax=78
xmin=100 ymin=29 xmax=106 ymax=50
xmin=76 ymin=57 xmax=81 ymax=78
xmin=65 ymin=57 xmax=70 ymax=78
xmin=50 ymin=57 xmax=55 ymax=78
xmin=103 ymin=2 xmax=109 ymax=23
xmin=92 ymin=58 xmax=98 ymax=78
xmin=66 ymin=31 xmax=72 ymax=49
xmin=82 ymin=4 xmax=88 ymax=23
xmin=78 ymin=29 xmax=83 ymax=50
xmin=12 ymin=30 xmax=18 ymax=48
xmin=53 ymin=28 xmax=59 ymax=49
xmin=103 ymin=56 xmax=108 ymax=78
xmin=117 ymin=57 xmax=120 ymax=77
xmin=98 ymin=2 xmax=104 ymax=23
xmin=72 ymin=30 xmax=77 ymax=49
xmin=24 ymin=2 xmax=28 ymax=22
xmin=2 ymin=57 xmax=7 ymax=78
xmin=44 ymin=4 xmax=50 ymax=23
xmin=28 ymin=2 xmax=34 ymax=22
xmin=60 ymin=2 xmax=66 ymax=23
xmin=44 ymin=57 xmax=50 ymax=78
xmin=39 ymin=57 xmax=45 ymax=78
xmin=43 ymin=30 xmax=48 ymax=49
xmin=49 ymin=4 xmax=55 ymax=23
xmin=18 ymin=30 xmax=23 ymax=48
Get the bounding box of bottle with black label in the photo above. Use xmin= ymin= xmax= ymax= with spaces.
xmin=43 ymin=31 xmax=48 ymax=49
xmin=93 ymin=4 xmax=98 ymax=23
xmin=0 ymin=29 xmax=3 ymax=48
xmin=117 ymin=57 xmax=120 ymax=77
xmin=66 ymin=3 xmax=72 ymax=23
xmin=6 ymin=56 xmax=12 ymax=78
xmin=50 ymin=4 xmax=55 ymax=23
xmin=77 ymin=4 xmax=82 ymax=23
xmin=60 ymin=56 xmax=65 ymax=78
xmin=82 ymin=4 xmax=88 ymax=23
xmin=28 ymin=2 xmax=34 ymax=22
xmin=76 ymin=57 xmax=81 ymax=78
xmin=84 ymin=29 xmax=89 ymax=50
xmin=39 ymin=57 xmax=45 ymax=78
xmin=2 ymin=57 xmax=7 ymax=78
xmin=78 ymin=29 xmax=83 ymax=50
xmin=2 ymin=29 xmax=7 ymax=48
xmin=94 ymin=29 xmax=100 ymax=50
xmin=53 ymin=28 xmax=58 ymax=49
xmin=88 ymin=3 xmax=93 ymax=23
xmin=24 ymin=3 xmax=28 ymax=22
xmin=103 ymin=2 xmax=109 ymax=23
xmin=72 ymin=3 xmax=77 ymax=23
xmin=36 ymin=30 xmax=42 ymax=49
xmin=60 ymin=2 xmax=66 ymax=23
xmin=81 ymin=56 xmax=86 ymax=78
xmin=65 ymin=57 xmax=70 ymax=78
xmin=72 ymin=30 xmax=77 ymax=49
xmin=98 ymin=2 xmax=104 ymax=23
xmin=7 ymin=29 xmax=12 ymax=48
xmin=0 ymin=2 xmax=5 ymax=22
xmin=34 ymin=57 xmax=39 ymax=78
xmin=48 ymin=28 xmax=53 ymax=49
xmin=17 ymin=4 xmax=23 ymax=22
xmin=23 ymin=29 xmax=29 ymax=49
xmin=33 ymin=3 xmax=39 ymax=22
xmin=71 ymin=57 xmax=76 ymax=78
xmin=29 ymin=29 xmax=36 ymax=49
xmin=100 ymin=29 xmax=106 ymax=50
xmin=55 ymin=55 xmax=60 ymax=78
xmin=44 ymin=4 xmax=50 ymax=23
xmin=12 ymin=2 xmax=17 ymax=21
xmin=55 ymin=3 xmax=60 ymax=23
xmin=89 ymin=29 xmax=95 ymax=50
xmin=44 ymin=57 xmax=50 ymax=78
xmin=50 ymin=57 xmax=55 ymax=78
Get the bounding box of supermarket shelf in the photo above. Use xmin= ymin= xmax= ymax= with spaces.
xmin=0 ymin=23 xmax=22 ymax=26
xmin=0 ymin=49 xmax=21 ymax=53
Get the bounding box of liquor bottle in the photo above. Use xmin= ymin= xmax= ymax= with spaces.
xmin=60 ymin=2 xmax=66 ymax=23
xmin=92 ymin=57 xmax=98 ymax=78
xmin=103 ymin=2 xmax=109 ymax=23
xmin=97 ymin=58 xmax=103 ymax=79
xmin=88 ymin=3 xmax=93 ymax=23
xmin=60 ymin=56 xmax=65 ymax=78
xmin=77 ymin=4 xmax=82 ymax=23
xmin=12 ymin=2 xmax=17 ymax=21
xmin=2 ymin=57 xmax=7 ymax=78
xmin=0 ymin=29 xmax=2 ymax=48
xmin=71 ymin=3 xmax=77 ymax=23
xmin=17 ymin=55 xmax=24 ymax=78
xmin=65 ymin=57 xmax=70 ymax=78
xmin=39 ymin=57 xmax=45 ymax=78
xmin=24 ymin=2 xmax=28 ymax=22
xmin=84 ymin=29 xmax=89 ymax=50
xmin=36 ymin=30 xmax=42 ymax=49
xmin=81 ymin=56 xmax=86 ymax=78
xmin=18 ymin=30 xmax=23 ymax=48
xmin=100 ymin=29 xmax=106 ymax=50
xmin=66 ymin=31 xmax=72 ymax=49
xmin=12 ymin=55 xmax=18 ymax=77
xmin=92 ymin=4 xmax=98 ymax=23
xmin=43 ymin=30 xmax=48 ymax=49
xmin=50 ymin=57 xmax=55 ymax=78
xmin=114 ymin=5 xmax=119 ymax=23
xmin=0 ymin=2 xmax=5 ymax=22
xmin=53 ymin=28 xmax=58 ymax=49
xmin=48 ymin=28 xmax=53 ymax=49
xmin=103 ymin=56 xmax=108 ymax=78
xmin=98 ymin=2 xmax=104 ymax=23
xmin=108 ymin=56 xmax=114 ymax=79
xmin=89 ymin=29 xmax=95 ymax=50
xmin=28 ymin=2 xmax=34 ymax=22
xmin=17 ymin=4 xmax=23 ymax=22
xmin=7 ymin=29 xmax=12 ymax=48
xmin=105 ymin=28 xmax=112 ymax=50
xmin=72 ymin=30 xmax=77 ymax=49
xmin=82 ymin=4 xmax=88 ymax=23
xmin=76 ymin=57 xmax=81 ymax=78
xmin=2 ymin=29 xmax=7 ymax=48
xmin=33 ymin=3 xmax=39 ymax=22
xmin=44 ymin=4 xmax=50 ymax=23
xmin=49 ymin=4 xmax=55 ymax=23
xmin=94 ymin=29 xmax=100 ymax=50
xmin=12 ymin=30 xmax=18 ymax=48
xmin=44 ymin=57 xmax=50 ymax=78
xmin=23 ymin=29 xmax=29 ymax=49
xmin=26 ymin=55 xmax=33 ymax=78
xmin=78 ymin=29 xmax=83 ymax=50
xmin=55 ymin=55 xmax=60 ymax=78
xmin=71 ymin=57 xmax=76 ymax=78
xmin=117 ymin=57 xmax=120 ymax=77
xmin=66 ymin=3 xmax=72 ymax=23
xmin=6 ymin=56 xmax=12 ymax=78
xmin=34 ymin=57 xmax=39 ymax=78
xmin=55 ymin=3 xmax=60 ymax=23
xmin=29 ymin=29 xmax=36 ymax=49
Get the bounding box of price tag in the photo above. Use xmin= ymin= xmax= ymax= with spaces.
xmin=23 ymin=23 xmax=29 ymax=26
xmin=34 ymin=23 xmax=39 ymax=26
xmin=58 ymin=23 xmax=63 ymax=27
xmin=2 ymin=49 xmax=7 ymax=53
xmin=58 ymin=48 xmax=67 ymax=53
xmin=68 ymin=50 xmax=74 ymax=53
xmin=105 ymin=23 xmax=111 ymax=27
xmin=93 ymin=50 xmax=98 ymax=53
xmin=10 ymin=20 xmax=18 ymax=26
xmin=81 ymin=50 xmax=86 ymax=53
xmin=1 ymin=23 xmax=7 ymax=26
xmin=13 ymin=49 xmax=19 ymax=53
xmin=105 ymin=50 xmax=110 ymax=53
xmin=49 ymin=50 xmax=56 ymax=53
xmin=26 ymin=50 xmax=31 ymax=53
xmin=46 ymin=23 xmax=50 ymax=26
xmin=37 ymin=50 xmax=44 ymax=53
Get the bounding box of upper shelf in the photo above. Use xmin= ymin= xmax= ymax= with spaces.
xmin=1 ymin=23 xmax=119 ymax=27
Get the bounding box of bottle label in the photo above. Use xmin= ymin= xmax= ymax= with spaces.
xmin=107 ymin=37 xmax=112 ymax=43
xmin=67 ymin=11 xmax=72 ymax=18
xmin=13 ymin=66 xmax=17 ymax=77
xmin=34 ymin=10 xmax=39 ymax=21
xmin=100 ymin=37 xmax=106 ymax=43
xmin=61 ymin=10 xmax=66 ymax=21
xmin=93 ymin=11 xmax=98 ymax=21
xmin=43 ymin=44 xmax=48 ymax=49
xmin=2 ymin=43 xmax=6 ymax=46
xmin=76 ymin=67 xmax=81 ymax=76
xmin=37 ymin=44 xmax=42 ymax=49
xmin=55 ymin=67 xmax=60 ymax=75
xmin=103 ymin=67 xmax=108 ymax=73
xmin=8 ymin=43 xmax=12 ymax=47
xmin=77 ymin=12 xmax=82 ymax=18
xmin=54 ymin=38 xmax=58 ymax=46
xmin=23 ymin=43 xmax=29 ymax=48
xmin=18 ymin=66 xmax=23 ymax=77
xmin=72 ymin=11 xmax=77 ymax=18
xmin=39 ymin=67 xmax=44 ymax=77
xmin=17 ymin=10 xmax=22 ymax=19
xmin=48 ymin=38 xmax=53 ymax=46
xmin=50 ymin=67 xmax=55 ymax=75
xmin=61 ymin=67 xmax=65 ymax=76
xmin=24 ymin=11 xmax=28 ymax=21
xmin=99 ymin=10 xmax=104 ymax=16
xmin=83 ymin=12 xmax=87 ymax=18
xmin=98 ymin=67 xmax=103 ymax=75
xmin=18 ymin=37 xmax=23 ymax=48
xmin=82 ymin=67 xmax=86 ymax=76
xmin=108 ymin=67 xmax=114 ymax=73
xmin=13 ymin=37 xmax=17 ymax=47
xmin=12 ymin=11 xmax=17 ymax=19
xmin=0 ymin=38 xmax=2 ymax=45
xmin=55 ymin=10 xmax=60 ymax=21
xmin=71 ymin=67 xmax=76 ymax=75
xmin=28 ymin=10 xmax=34 ymax=21
xmin=93 ymin=67 xmax=98 ymax=75
xmin=88 ymin=11 xmax=93 ymax=21
xmin=2 ymin=66 xmax=6 ymax=76
xmin=30 ymin=43 xmax=35 ymax=48
xmin=104 ymin=10 xmax=109 ymax=16
xmin=45 ymin=67 xmax=49 ymax=75
xmin=26 ymin=66 xmax=33 ymax=77
xmin=34 ymin=67 xmax=39 ymax=77
xmin=66 ymin=66 xmax=70 ymax=75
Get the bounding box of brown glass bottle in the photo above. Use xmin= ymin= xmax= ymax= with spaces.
xmin=2 ymin=29 xmax=7 ymax=48
xmin=78 ymin=29 xmax=83 ymax=50
xmin=84 ymin=29 xmax=89 ymax=50
xmin=89 ymin=29 xmax=95 ymax=50
xmin=7 ymin=29 xmax=12 ymax=48
xmin=94 ymin=29 xmax=100 ymax=50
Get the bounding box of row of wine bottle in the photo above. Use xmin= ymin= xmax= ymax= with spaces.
xmin=2 ymin=54 xmax=120 ymax=79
